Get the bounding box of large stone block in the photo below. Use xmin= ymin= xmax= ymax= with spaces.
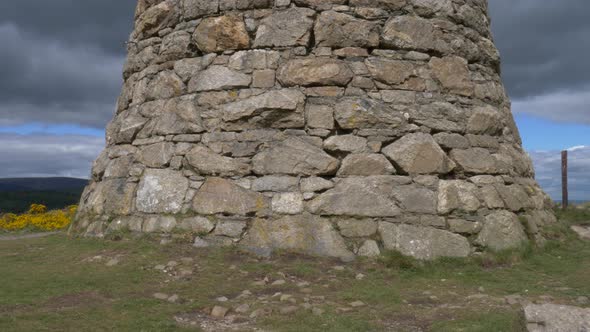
xmin=277 ymin=58 xmax=354 ymax=87
xmin=323 ymin=135 xmax=367 ymax=153
xmin=308 ymin=177 xmax=402 ymax=217
xmin=383 ymin=133 xmax=456 ymax=175
xmin=241 ymin=215 xmax=354 ymax=261
xmin=188 ymin=66 xmax=251 ymax=92
xmin=314 ymin=11 xmax=380 ymax=48
xmin=475 ymin=210 xmax=528 ymax=251
xmin=450 ymin=148 xmax=498 ymax=174
xmin=182 ymin=0 xmax=219 ymax=20
xmin=437 ymin=180 xmax=481 ymax=214
xmin=379 ymin=223 xmax=471 ymax=260
xmin=430 ymin=56 xmax=474 ymax=96
xmin=133 ymin=1 xmax=178 ymax=38
xmin=337 ymin=154 xmax=395 ymax=176
xmin=524 ymin=304 xmax=590 ymax=332
xmin=193 ymin=14 xmax=250 ymax=53
xmin=334 ymin=98 xmax=406 ymax=129
xmin=136 ymin=169 xmax=189 ymax=214
xmin=381 ymin=16 xmax=448 ymax=53
xmin=391 ymin=185 xmax=437 ymax=214
xmin=193 ymin=177 xmax=269 ymax=215
xmin=253 ymin=7 xmax=315 ymax=48
xmin=252 ymin=137 xmax=339 ymax=176
xmin=138 ymin=142 xmax=175 ymax=168
xmin=221 ymin=89 xmax=305 ymax=123
xmin=186 ymin=146 xmax=251 ymax=176
xmin=366 ymin=57 xmax=416 ymax=85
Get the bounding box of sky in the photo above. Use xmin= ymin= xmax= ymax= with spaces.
xmin=0 ymin=0 xmax=588 ymax=200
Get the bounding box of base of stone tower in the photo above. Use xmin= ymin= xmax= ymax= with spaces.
xmin=73 ymin=0 xmax=558 ymax=262
xmin=72 ymin=175 xmax=557 ymax=261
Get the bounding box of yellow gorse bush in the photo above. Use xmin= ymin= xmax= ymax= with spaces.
xmin=0 ymin=204 xmax=77 ymax=231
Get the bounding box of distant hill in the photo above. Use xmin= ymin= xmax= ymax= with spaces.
xmin=0 ymin=177 xmax=88 ymax=214
xmin=0 ymin=177 xmax=88 ymax=192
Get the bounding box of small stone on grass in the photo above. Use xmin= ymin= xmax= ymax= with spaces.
xmin=211 ymin=306 xmax=229 ymax=319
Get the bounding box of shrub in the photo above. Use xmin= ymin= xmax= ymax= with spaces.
xmin=0 ymin=204 xmax=77 ymax=232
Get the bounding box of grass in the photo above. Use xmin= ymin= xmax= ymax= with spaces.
xmin=1 ymin=208 xmax=589 ymax=331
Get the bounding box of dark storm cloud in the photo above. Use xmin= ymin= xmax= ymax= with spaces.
xmin=489 ymin=0 xmax=590 ymax=98
xmin=0 ymin=0 xmax=135 ymax=128
xmin=0 ymin=24 xmax=123 ymax=127
xmin=489 ymin=0 xmax=590 ymax=124
xmin=0 ymin=0 xmax=136 ymax=56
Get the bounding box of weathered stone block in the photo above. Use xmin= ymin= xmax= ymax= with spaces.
xmin=138 ymin=142 xmax=175 ymax=168
xmin=381 ymin=16 xmax=449 ymax=54
xmin=430 ymin=56 xmax=474 ymax=96
xmin=193 ymin=177 xmax=269 ymax=215
xmin=450 ymin=148 xmax=498 ymax=174
xmin=323 ymin=135 xmax=367 ymax=153
xmin=193 ymin=14 xmax=250 ymax=53
xmin=308 ymin=177 xmax=402 ymax=217
xmin=188 ymin=66 xmax=251 ymax=92
xmin=136 ymin=169 xmax=189 ymax=214
xmin=305 ymin=104 xmax=335 ymax=130
xmin=241 ymin=215 xmax=354 ymax=260
xmin=272 ymin=192 xmax=304 ymax=214
xmin=335 ymin=98 xmax=406 ymax=129
xmin=437 ymin=180 xmax=481 ymax=214
xmin=383 ymin=133 xmax=455 ymax=175
xmin=337 ymin=154 xmax=395 ymax=176
xmin=314 ymin=11 xmax=380 ymax=48
xmin=277 ymin=58 xmax=354 ymax=87
xmin=182 ymin=0 xmax=219 ymax=20
xmin=391 ymin=185 xmax=437 ymax=214
xmin=253 ymin=7 xmax=315 ymax=48
xmin=221 ymin=89 xmax=305 ymax=124
xmin=186 ymin=146 xmax=251 ymax=176
xmin=366 ymin=57 xmax=416 ymax=86
xmin=475 ymin=211 xmax=528 ymax=251
xmin=252 ymin=137 xmax=339 ymax=176
xmin=379 ymin=223 xmax=471 ymax=260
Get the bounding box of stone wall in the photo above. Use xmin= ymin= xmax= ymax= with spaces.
xmin=73 ymin=0 xmax=557 ymax=261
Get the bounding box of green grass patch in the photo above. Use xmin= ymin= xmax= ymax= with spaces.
xmin=1 ymin=209 xmax=589 ymax=331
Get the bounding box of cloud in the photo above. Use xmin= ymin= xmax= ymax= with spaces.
xmin=530 ymin=146 xmax=590 ymax=201
xmin=0 ymin=0 xmax=135 ymax=56
xmin=512 ymin=87 xmax=590 ymax=125
xmin=489 ymin=0 xmax=590 ymax=100
xmin=0 ymin=23 xmax=124 ymax=128
xmin=0 ymin=133 xmax=104 ymax=178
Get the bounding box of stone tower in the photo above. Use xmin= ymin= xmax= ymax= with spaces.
xmin=74 ymin=0 xmax=556 ymax=261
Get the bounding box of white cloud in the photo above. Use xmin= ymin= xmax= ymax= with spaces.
xmin=530 ymin=146 xmax=590 ymax=201
xmin=0 ymin=133 xmax=104 ymax=178
xmin=512 ymin=87 xmax=590 ymax=125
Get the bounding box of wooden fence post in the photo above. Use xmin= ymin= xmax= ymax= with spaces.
xmin=562 ymin=150 xmax=568 ymax=210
